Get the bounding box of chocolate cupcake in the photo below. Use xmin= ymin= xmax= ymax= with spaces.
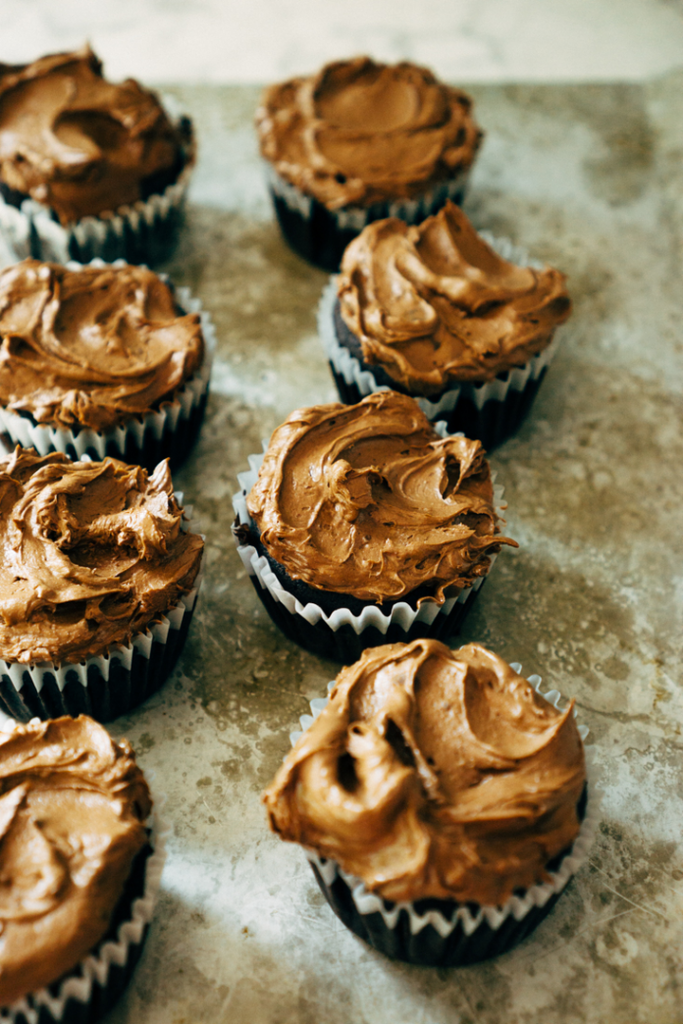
xmin=256 ymin=57 xmax=482 ymax=271
xmin=264 ymin=640 xmax=597 ymax=966
xmin=232 ymin=392 xmax=516 ymax=662
xmin=0 ymin=448 xmax=204 ymax=722
xmin=0 ymin=258 xmax=213 ymax=470
xmin=320 ymin=202 xmax=572 ymax=448
xmin=0 ymin=46 xmax=194 ymax=265
xmin=0 ymin=714 xmax=165 ymax=1024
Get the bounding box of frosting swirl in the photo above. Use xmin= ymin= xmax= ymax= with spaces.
xmin=264 ymin=640 xmax=587 ymax=905
xmin=256 ymin=57 xmax=481 ymax=209
xmin=338 ymin=202 xmax=572 ymax=393
xmin=0 ymin=448 xmax=203 ymax=664
xmin=0 ymin=715 xmax=151 ymax=1004
xmin=246 ymin=392 xmax=515 ymax=604
xmin=0 ymin=46 xmax=187 ymax=225
xmin=0 ymin=259 xmax=205 ymax=433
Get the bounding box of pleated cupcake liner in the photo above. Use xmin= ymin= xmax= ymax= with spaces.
xmin=0 ymin=110 xmax=194 ymax=267
xmin=0 ymin=745 xmax=168 ymax=1024
xmin=232 ymin=441 xmax=507 ymax=662
xmin=265 ymin=161 xmax=471 ymax=273
xmin=290 ymin=673 xmax=597 ymax=967
xmin=0 ymin=519 xmax=204 ymax=725
xmin=318 ymin=232 xmax=564 ymax=448
xmin=0 ymin=261 xmax=215 ymax=472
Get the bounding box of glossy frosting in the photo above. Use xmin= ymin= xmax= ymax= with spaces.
xmin=264 ymin=640 xmax=587 ymax=904
xmin=338 ymin=202 xmax=572 ymax=393
xmin=246 ymin=392 xmax=515 ymax=603
xmin=256 ymin=57 xmax=481 ymax=209
xmin=0 ymin=259 xmax=205 ymax=432
xmin=0 ymin=715 xmax=151 ymax=1004
xmin=0 ymin=448 xmax=203 ymax=664
xmin=0 ymin=46 xmax=186 ymax=224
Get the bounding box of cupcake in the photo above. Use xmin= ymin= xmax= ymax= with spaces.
xmin=0 ymin=258 xmax=213 ymax=470
xmin=0 ymin=448 xmax=204 ymax=722
xmin=232 ymin=391 xmax=516 ymax=662
xmin=320 ymin=202 xmax=572 ymax=449
xmin=0 ymin=46 xmax=194 ymax=265
xmin=256 ymin=57 xmax=482 ymax=272
xmin=264 ymin=640 xmax=597 ymax=966
xmin=0 ymin=714 xmax=165 ymax=1022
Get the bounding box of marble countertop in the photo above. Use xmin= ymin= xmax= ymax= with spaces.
xmin=1 ymin=65 xmax=682 ymax=1023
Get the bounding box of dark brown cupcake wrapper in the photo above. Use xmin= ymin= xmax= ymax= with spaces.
xmin=265 ymin=162 xmax=471 ymax=273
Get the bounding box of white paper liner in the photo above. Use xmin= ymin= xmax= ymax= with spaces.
xmin=0 ymin=718 xmax=168 ymax=1024
xmin=232 ymin=435 xmax=507 ymax=637
xmin=291 ymin=671 xmax=598 ymax=941
xmin=0 ymin=259 xmax=215 ymax=461
xmin=318 ymin=234 xmax=563 ymax=419
xmin=264 ymin=162 xmax=471 ymax=230
xmin=0 ymin=511 xmax=203 ymax=704
xmin=0 ymin=109 xmax=193 ymax=265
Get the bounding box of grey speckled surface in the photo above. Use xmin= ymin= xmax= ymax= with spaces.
xmin=69 ymin=73 xmax=683 ymax=1023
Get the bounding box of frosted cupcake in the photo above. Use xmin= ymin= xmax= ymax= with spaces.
xmin=0 ymin=448 xmax=203 ymax=722
xmin=0 ymin=258 xmax=213 ymax=469
xmin=232 ymin=391 xmax=515 ymax=662
xmin=264 ymin=640 xmax=596 ymax=966
xmin=0 ymin=46 xmax=194 ymax=265
xmin=320 ymin=202 xmax=572 ymax=448
xmin=0 ymin=715 xmax=165 ymax=1023
xmin=256 ymin=57 xmax=482 ymax=271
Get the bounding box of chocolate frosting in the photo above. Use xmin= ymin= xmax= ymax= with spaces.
xmin=0 ymin=715 xmax=151 ymax=1004
xmin=264 ymin=640 xmax=587 ymax=905
xmin=256 ymin=57 xmax=482 ymax=209
xmin=246 ymin=392 xmax=515 ymax=604
xmin=0 ymin=259 xmax=205 ymax=433
xmin=0 ymin=46 xmax=186 ymax=225
xmin=0 ymin=448 xmax=203 ymax=664
xmin=338 ymin=202 xmax=572 ymax=393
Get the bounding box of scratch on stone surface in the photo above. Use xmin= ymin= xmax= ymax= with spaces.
xmin=589 ymin=864 xmax=668 ymax=921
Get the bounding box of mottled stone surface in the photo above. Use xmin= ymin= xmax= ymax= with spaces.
xmin=5 ymin=74 xmax=681 ymax=1023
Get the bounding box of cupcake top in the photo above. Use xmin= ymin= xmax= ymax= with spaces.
xmin=0 ymin=448 xmax=203 ymax=664
xmin=245 ymin=391 xmax=515 ymax=604
xmin=0 ymin=714 xmax=151 ymax=1004
xmin=337 ymin=202 xmax=572 ymax=394
xmin=0 ymin=259 xmax=205 ymax=433
xmin=0 ymin=46 xmax=188 ymax=225
xmin=264 ymin=640 xmax=587 ymax=905
xmin=256 ymin=57 xmax=481 ymax=210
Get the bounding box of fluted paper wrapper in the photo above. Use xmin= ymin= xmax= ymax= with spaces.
xmin=289 ymin=674 xmax=597 ymax=966
xmin=232 ymin=433 xmax=506 ymax=662
xmin=0 ymin=261 xmax=214 ymax=472
xmin=319 ymin=233 xmax=563 ymax=448
xmin=0 ymin=727 xmax=168 ymax=1024
xmin=0 ymin=108 xmax=194 ymax=267
xmin=0 ymin=513 xmax=203 ymax=724
xmin=265 ymin=162 xmax=471 ymax=272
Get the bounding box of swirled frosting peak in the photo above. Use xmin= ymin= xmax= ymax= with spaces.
xmin=264 ymin=640 xmax=587 ymax=905
xmin=338 ymin=202 xmax=572 ymax=393
xmin=0 ymin=259 xmax=205 ymax=432
xmin=256 ymin=57 xmax=482 ymax=209
xmin=0 ymin=715 xmax=151 ymax=1004
xmin=246 ymin=392 xmax=515 ymax=603
xmin=0 ymin=448 xmax=203 ymax=664
xmin=0 ymin=46 xmax=186 ymax=224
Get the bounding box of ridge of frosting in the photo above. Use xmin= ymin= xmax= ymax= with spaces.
xmin=0 ymin=715 xmax=151 ymax=1004
xmin=0 ymin=45 xmax=186 ymax=224
xmin=338 ymin=202 xmax=572 ymax=393
xmin=256 ymin=57 xmax=482 ymax=209
xmin=0 ymin=448 xmax=203 ymax=664
xmin=0 ymin=259 xmax=205 ymax=432
xmin=264 ymin=640 xmax=587 ymax=905
xmin=246 ymin=392 xmax=516 ymax=604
